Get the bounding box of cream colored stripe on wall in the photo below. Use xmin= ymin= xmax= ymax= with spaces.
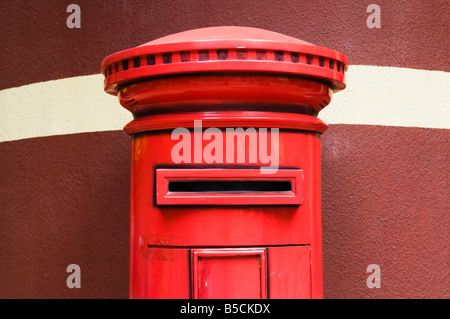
xmin=0 ymin=75 xmax=132 ymax=142
xmin=0 ymin=66 xmax=449 ymax=142
xmin=319 ymin=65 xmax=450 ymax=129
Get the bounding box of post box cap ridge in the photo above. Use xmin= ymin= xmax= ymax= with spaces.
xmin=101 ymin=26 xmax=348 ymax=95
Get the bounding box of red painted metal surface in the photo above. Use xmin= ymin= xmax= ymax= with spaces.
xmin=142 ymin=246 xmax=312 ymax=299
xmin=192 ymin=248 xmax=267 ymax=299
xmin=124 ymin=111 xmax=328 ymax=135
xmin=267 ymin=246 xmax=311 ymax=299
xmin=117 ymin=75 xmax=332 ymax=115
xmin=129 ymin=127 xmax=320 ymax=246
xmin=129 ymin=124 xmax=324 ymax=298
xmin=146 ymin=248 xmax=190 ymax=299
xmin=103 ymin=26 xmax=348 ymax=299
xmin=101 ymin=26 xmax=348 ymax=95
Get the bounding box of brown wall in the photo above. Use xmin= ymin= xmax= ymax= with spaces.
xmin=0 ymin=0 xmax=448 ymax=298
xmin=321 ymin=125 xmax=448 ymax=298
xmin=0 ymin=132 xmax=130 ymax=298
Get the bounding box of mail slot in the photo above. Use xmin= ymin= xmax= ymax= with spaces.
xmin=156 ymin=168 xmax=303 ymax=205
xmin=102 ymin=26 xmax=348 ymax=299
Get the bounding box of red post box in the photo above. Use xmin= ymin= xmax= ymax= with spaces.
xmin=101 ymin=26 xmax=347 ymax=299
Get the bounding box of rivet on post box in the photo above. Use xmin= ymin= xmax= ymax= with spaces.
xmin=101 ymin=26 xmax=348 ymax=299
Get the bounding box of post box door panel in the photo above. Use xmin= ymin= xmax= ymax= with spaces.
xmin=146 ymin=248 xmax=191 ymax=299
xmin=191 ymin=248 xmax=267 ymax=299
xmin=145 ymin=246 xmax=310 ymax=299
xmin=267 ymin=245 xmax=311 ymax=299
xmin=189 ymin=246 xmax=311 ymax=299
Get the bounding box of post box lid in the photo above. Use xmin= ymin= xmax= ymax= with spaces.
xmin=101 ymin=26 xmax=348 ymax=95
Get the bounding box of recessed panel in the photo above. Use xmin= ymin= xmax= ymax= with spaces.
xmin=192 ymin=248 xmax=267 ymax=299
xmin=267 ymin=245 xmax=311 ymax=298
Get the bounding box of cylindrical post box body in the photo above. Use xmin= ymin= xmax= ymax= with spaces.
xmin=102 ymin=27 xmax=348 ymax=299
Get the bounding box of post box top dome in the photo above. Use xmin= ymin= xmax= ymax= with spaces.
xmin=140 ymin=26 xmax=314 ymax=45
xmin=102 ymin=26 xmax=348 ymax=95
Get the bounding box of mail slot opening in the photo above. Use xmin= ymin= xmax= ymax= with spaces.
xmin=156 ymin=168 xmax=303 ymax=205
xmin=168 ymin=180 xmax=292 ymax=193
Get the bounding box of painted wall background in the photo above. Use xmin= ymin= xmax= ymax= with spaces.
xmin=0 ymin=0 xmax=448 ymax=298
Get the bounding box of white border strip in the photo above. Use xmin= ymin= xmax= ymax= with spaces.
xmin=0 ymin=66 xmax=448 ymax=142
